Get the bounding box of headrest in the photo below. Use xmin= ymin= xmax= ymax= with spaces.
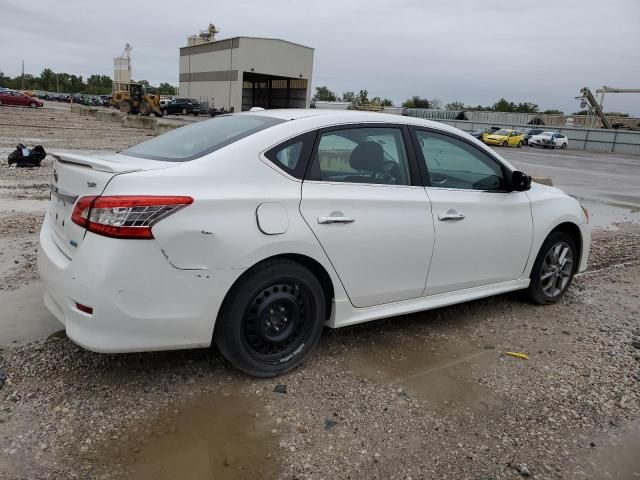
xmin=349 ymin=141 xmax=384 ymax=171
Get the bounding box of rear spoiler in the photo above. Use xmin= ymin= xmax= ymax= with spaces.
xmin=51 ymin=152 xmax=142 ymax=174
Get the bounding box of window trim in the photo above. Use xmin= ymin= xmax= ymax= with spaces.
xmin=264 ymin=131 xmax=317 ymax=180
xmin=409 ymin=126 xmax=514 ymax=193
xmin=303 ymin=123 xmax=422 ymax=187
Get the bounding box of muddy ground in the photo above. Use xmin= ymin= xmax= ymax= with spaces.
xmin=0 ymin=105 xmax=639 ymax=480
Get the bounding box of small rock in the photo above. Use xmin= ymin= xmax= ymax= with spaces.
xmin=273 ymin=384 xmax=287 ymax=394
xmin=324 ymin=419 xmax=338 ymax=430
xmin=517 ymin=464 xmax=532 ymax=477
xmin=79 ymin=445 xmax=89 ymax=454
xmin=631 ymin=340 xmax=640 ymax=350
xmin=40 ymin=444 xmax=48 ymax=451
xmin=297 ymin=425 xmax=308 ymax=434
xmin=223 ymin=455 xmax=236 ymax=466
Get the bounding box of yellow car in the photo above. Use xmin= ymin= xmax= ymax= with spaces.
xmin=483 ymin=129 xmax=524 ymax=148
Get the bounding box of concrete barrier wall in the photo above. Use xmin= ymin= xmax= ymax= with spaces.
xmin=96 ymin=110 xmax=124 ymax=123
xmin=122 ymin=115 xmax=157 ymax=130
xmin=72 ymin=105 xmax=187 ymax=135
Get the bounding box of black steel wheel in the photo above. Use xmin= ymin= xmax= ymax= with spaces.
xmin=215 ymin=259 xmax=326 ymax=377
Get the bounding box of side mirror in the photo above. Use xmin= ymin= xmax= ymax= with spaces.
xmin=511 ymin=170 xmax=531 ymax=191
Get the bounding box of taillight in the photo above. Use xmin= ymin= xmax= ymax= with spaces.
xmin=71 ymin=195 xmax=193 ymax=239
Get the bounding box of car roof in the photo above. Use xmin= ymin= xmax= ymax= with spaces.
xmin=238 ymin=109 xmax=469 ymax=135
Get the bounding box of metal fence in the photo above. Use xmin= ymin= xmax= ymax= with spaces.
xmin=405 ymin=115 xmax=640 ymax=155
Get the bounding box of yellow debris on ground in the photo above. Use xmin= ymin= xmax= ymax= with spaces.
xmin=504 ymin=352 xmax=529 ymax=360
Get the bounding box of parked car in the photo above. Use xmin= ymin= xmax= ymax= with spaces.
xmin=483 ymin=128 xmax=525 ymax=147
xmin=159 ymin=97 xmax=174 ymax=108
xmin=529 ymin=132 xmax=568 ymax=149
xmin=523 ymin=128 xmax=545 ymax=145
xmin=209 ymin=106 xmax=232 ymax=117
xmin=38 ymin=110 xmax=590 ymax=376
xmin=469 ymin=126 xmax=500 ymax=142
xmin=0 ymin=90 xmax=43 ymax=108
xmin=162 ymin=98 xmax=200 ymax=116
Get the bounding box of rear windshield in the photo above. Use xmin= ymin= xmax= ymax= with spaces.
xmin=122 ymin=115 xmax=285 ymax=162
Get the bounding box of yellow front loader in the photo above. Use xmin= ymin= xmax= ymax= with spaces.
xmin=111 ymin=83 xmax=162 ymax=116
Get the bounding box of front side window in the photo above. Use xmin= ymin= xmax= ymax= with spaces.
xmin=309 ymin=127 xmax=411 ymax=185
xmin=414 ymin=130 xmax=506 ymax=191
xmin=123 ymin=115 xmax=284 ymax=162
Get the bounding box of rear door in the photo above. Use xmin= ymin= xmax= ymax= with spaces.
xmin=300 ymin=124 xmax=434 ymax=308
xmin=411 ymin=128 xmax=533 ymax=296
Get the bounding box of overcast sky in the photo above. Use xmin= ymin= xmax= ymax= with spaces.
xmin=1 ymin=0 xmax=639 ymax=114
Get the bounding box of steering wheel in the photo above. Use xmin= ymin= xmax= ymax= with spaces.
xmin=371 ymin=160 xmax=400 ymax=184
xmin=430 ymin=172 xmax=448 ymax=185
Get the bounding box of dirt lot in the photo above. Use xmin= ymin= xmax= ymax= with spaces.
xmin=0 ymin=105 xmax=639 ymax=480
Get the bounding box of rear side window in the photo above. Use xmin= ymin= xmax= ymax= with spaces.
xmin=123 ymin=115 xmax=285 ymax=162
xmin=264 ymin=131 xmax=316 ymax=179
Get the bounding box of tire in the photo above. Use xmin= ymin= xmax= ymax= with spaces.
xmin=193 ymin=112 xmax=199 ymax=116
xmin=561 ymin=142 xmax=567 ymax=149
xmin=526 ymin=231 xmax=577 ymax=304
xmin=30 ymin=102 xmax=38 ymax=108
xmin=517 ymin=141 xmax=523 ymax=148
xmin=139 ymin=102 xmax=151 ymax=116
xmin=502 ymin=141 xmax=508 ymax=147
xmin=181 ymin=107 xmax=188 ymax=115
xmin=214 ymin=259 xmax=326 ymax=377
xmin=119 ymin=101 xmax=132 ymax=114
xmin=163 ymin=109 xmax=169 ymax=117
xmin=0 ymin=100 xmax=3 ymax=106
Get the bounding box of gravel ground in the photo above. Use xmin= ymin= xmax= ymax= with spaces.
xmin=0 ymin=106 xmax=639 ymax=480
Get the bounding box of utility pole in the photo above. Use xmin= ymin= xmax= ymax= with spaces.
xmin=21 ymin=60 xmax=24 ymax=90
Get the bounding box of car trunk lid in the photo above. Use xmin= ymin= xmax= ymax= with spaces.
xmin=48 ymin=152 xmax=175 ymax=258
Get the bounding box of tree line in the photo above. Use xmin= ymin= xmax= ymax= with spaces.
xmin=313 ymin=86 xmax=576 ymax=114
xmin=0 ymin=68 xmax=176 ymax=96
xmin=313 ymin=86 xmax=393 ymax=107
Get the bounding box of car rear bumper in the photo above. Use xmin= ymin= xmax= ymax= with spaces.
xmin=37 ymin=211 xmax=243 ymax=353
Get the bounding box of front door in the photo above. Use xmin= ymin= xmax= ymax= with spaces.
xmin=300 ymin=125 xmax=434 ymax=308
xmin=411 ymin=129 xmax=533 ymax=296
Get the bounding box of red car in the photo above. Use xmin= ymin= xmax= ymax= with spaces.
xmin=0 ymin=90 xmax=43 ymax=108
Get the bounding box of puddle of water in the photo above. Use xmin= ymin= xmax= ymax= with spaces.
xmin=580 ymin=200 xmax=640 ymax=230
xmin=0 ymin=283 xmax=62 ymax=346
xmin=583 ymin=423 xmax=640 ymax=479
xmin=103 ymin=391 xmax=280 ymax=480
xmin=347 ymin=332 xmax=497 ymax=412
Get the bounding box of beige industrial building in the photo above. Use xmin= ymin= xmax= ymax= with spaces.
xmin=179 ymin=35 xmax=314 ymax=112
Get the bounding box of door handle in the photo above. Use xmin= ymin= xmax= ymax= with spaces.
xmin=438 ymin=210 xmax=465 ymax=221
xmin=318 ymin=216 xmax=355 ymax=224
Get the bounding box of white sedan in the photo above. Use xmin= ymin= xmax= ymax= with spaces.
xmin=529 ymin=131 xmax=569 ymax=149
xmin=38 ymin=110 xmax=590 ymax=376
